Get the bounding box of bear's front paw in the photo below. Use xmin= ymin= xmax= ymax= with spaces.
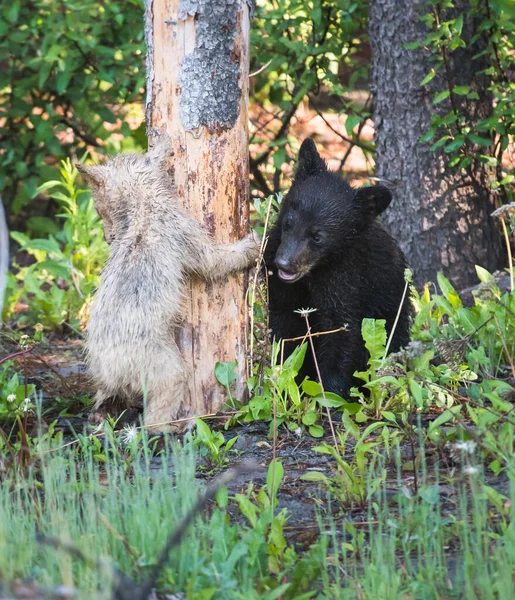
xmin=243 ymin=230 xmax=261 ymax=263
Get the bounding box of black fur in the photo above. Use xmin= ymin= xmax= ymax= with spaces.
xmin=264 ymin=138 xmax=411 ymax=397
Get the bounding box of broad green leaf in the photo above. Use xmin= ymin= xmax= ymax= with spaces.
xmin=361 ymin=318 xmax=387 ymax=363
xmin=214 ymin=361 xmax=237 ymax=389
xmin=313 ymin=392 xmax=346 ymax=408
xmin=308 ymin=424 xmax=324 ymax=438
xmin=300 ymin=471 xmax=330 ymax=482
xmin=437 ymin=272 xmax=462 ymax=309
xmin=468 ymin=133 xmax=492 ymax=147
xmin=302 ymin=411 xmax=317 ymax=426
xmin=266 ymin=459 xmax=284 ymax=499
xmin=433 ymin=90 xmax=450 ymax=104
xmin=302 ymin=379 xmax=322 ymax=396
xmin=444 ymin=135 xmax=465 ymax=153
xmin=345 ymin=115 xmax=361 ymax=136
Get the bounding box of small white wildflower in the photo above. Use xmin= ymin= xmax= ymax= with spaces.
xmin=6 ymin=394 xmax=16 ymax=403
xmin=122 ymin=425 xmax=138 ymax=444
xmin=293 ymin=307 xmax=318 ymax=317
xmin=454 ymin=440 xmax=476 ymax=454
xmin=21 ymin=398 xmax=33 ymax=413
xmin=294 ymin=427 xmax=302 ymax=437
xmin=463 ymin=465 xmax=479 ymax=476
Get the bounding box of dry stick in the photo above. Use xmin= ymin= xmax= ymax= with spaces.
xmin=383 ymin=276 xmax=410 ymax=361
xmin=301 ymin=312 xmax=341 ymax=457
xmin=281 ymin=326 xmax=348 ymax=343
xmin=500 ymin=216 xmax=514 ymax=292
xmin=493 ymin=314 xmax=515 ymax=379
xmin=0 ymin=344 xmax=34 ymax=366
xmin=248 ymin=194 xmax=274 ymax=379
xmin=0 ymin=194 xmax=7 ymax=319
xmin=249 ymin=59 xmax=272 ymax=78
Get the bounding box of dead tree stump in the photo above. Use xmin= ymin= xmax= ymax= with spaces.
xmin=145 ymin=0 xmax=252 ymax=418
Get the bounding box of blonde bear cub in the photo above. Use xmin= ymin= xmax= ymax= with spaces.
xmin=78 ymin=136 xmax=260 ymax=430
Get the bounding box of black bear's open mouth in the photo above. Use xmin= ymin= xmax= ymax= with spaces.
xmin=278 ymin=269 xmax=303 ymax=283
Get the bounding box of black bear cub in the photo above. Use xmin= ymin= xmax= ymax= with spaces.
xmin=264 ymin=138 xmax=411 ymax=397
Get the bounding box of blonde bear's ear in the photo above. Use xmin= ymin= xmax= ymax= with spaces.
xmin=75 ymin=164 xmax=108 ymax=187
xmin=148 ymin=134 xmax=173 ymax=170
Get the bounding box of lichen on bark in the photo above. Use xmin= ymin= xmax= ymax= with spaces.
xmin=179 ymin=0 xmax=242 ymax=131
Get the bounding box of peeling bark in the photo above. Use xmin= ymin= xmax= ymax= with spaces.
xmin=146 ymin=0 xmax=251 ymax=416
xmin=369 ymin=0 xmax=503 ymax=289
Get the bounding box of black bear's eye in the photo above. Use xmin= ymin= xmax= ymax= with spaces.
xmin=311 ymin=232 xmax=322 ymax=243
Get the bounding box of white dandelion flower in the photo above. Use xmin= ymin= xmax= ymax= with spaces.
xmin=122 ymin=425 xmax=138 ymax=444
xmin=454 ymin=440 xmax=476 ymax=454
xmin=293 ymin=307 xmax=318 ymax=317
xmin=21 ymin=398 xmax=33 ymax=412
xmin=6 ymin=394 xmax=16 ymax=403
xmin=463 ymin=465 xmax=479 ymax=476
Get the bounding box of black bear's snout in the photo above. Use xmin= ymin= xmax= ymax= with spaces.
xmin=275 ymin=255 xmax=293 ymax=272
xmin=275 ymin=242 xmax=311 ymax=283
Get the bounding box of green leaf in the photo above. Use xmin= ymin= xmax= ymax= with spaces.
xmin=427 ymin=406 xmax=462 ymax=435
xmin=437 ymin=272 xmax=462 ymax=309
xmin=345 ymin=115 xmax=361 ymax=136
xmin=302 ymin=411 xmax=317 ymax=426
xmin=430 ymin=136 xmax=451 ymax=151
xmin=420 ymin=127 xmax=437 ymax=144
xmin=361 ymin=318 xmax=387 ymax=363
xmin=300 ymin=471 xmax=330 ymax=482
xmin=235 ymin=494 xmax=258 ymax=528
xmin=308 ymin=424 xmax=324 ymax=438
xmin=214 ymin=361 xmax=237 ymax=390
xmin=444 ymin=135 xmax=465 ymax=153
xmin=453 ymin=85 xmax=470 ymax=95
xmin=419 ymin=484 xmax=439 ymax=505
xmin=313 ymin=392 xmax=346 ymax=408
xmin=433 ymin=90 xmax=450 ymax=104
xmin=475 ymin=265 xmax=492 ymax=284
xmin=224 ymin=436 xmax=238 ymax=452
xmin=468 ymin=133 xmax=492 ymax=147
xmin=420 ymin=71 xmax=436 ymax=86
xmin=266 ymin=459 xmax=284 ymax=499
xmin=302 ymin=379 xmax=322 ymax=396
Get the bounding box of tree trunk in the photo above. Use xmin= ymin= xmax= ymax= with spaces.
xmin=145 ymin=0 xmax=251 ymax=417
xmin=369 ymin=0 xmax=503 ymax=290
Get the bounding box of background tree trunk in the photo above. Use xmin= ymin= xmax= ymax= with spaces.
xmin=369 ymin=0 xmax=503 ymax=290
xmin=145 ymin=0 xmax=251 ymax=417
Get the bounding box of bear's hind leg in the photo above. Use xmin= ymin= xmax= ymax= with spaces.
xmin=143 ymin=343 xmax=189 ymax=433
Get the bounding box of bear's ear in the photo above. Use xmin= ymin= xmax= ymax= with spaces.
xmin=295 ymin=139 xmax=327 ymax=180
xmin=354 ymin=185 xmax=392 ymax=217
xmin=76 ymin=164 xmax=107 ymax=189
xmin=148 ymin=134 xmax=173 ymax=169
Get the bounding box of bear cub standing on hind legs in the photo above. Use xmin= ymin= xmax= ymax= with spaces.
xmin=77 ymin=136 xmax=260 ymax=431
xmin=264 ymin=138 xmax=411 ymax=397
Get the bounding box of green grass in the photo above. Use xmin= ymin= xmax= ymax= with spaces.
xmin=2 ymin=427 xmax=515 ymax=599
